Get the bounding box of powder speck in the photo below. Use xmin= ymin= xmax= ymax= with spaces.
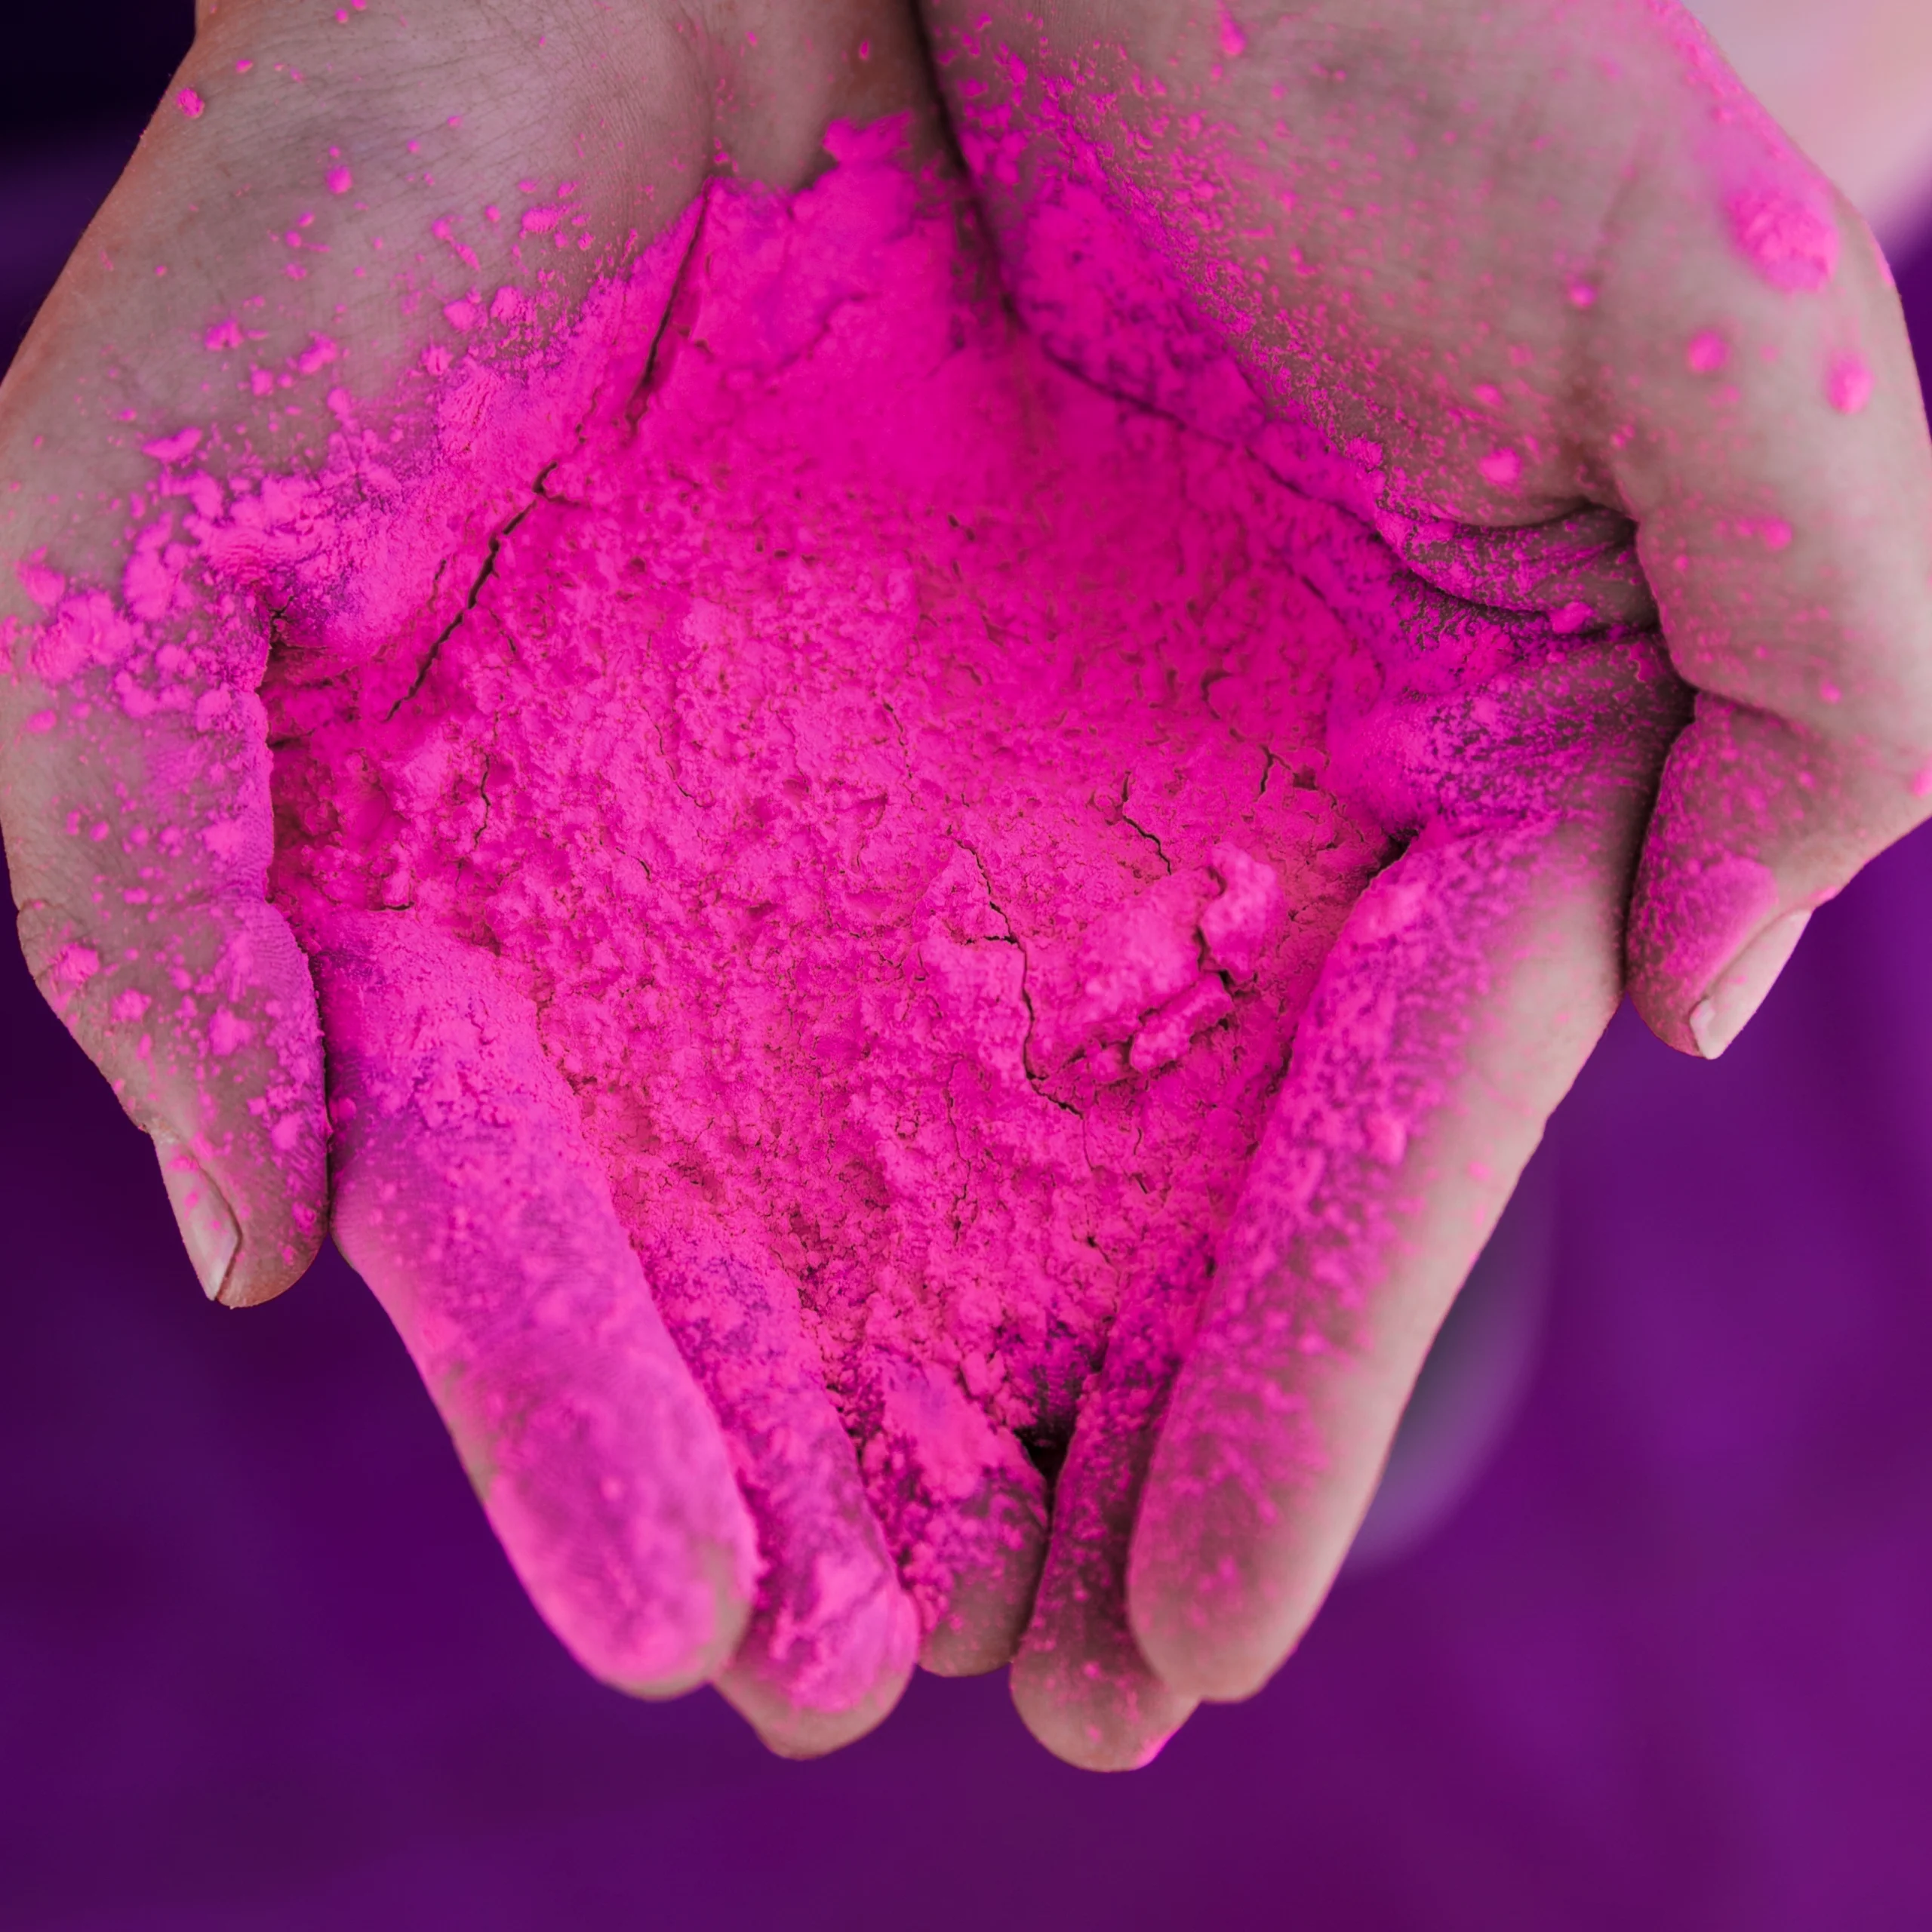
xmin=1477 ymin=447 xmax=1521 ymax=488
xmin=1726 ymin=183 xmax=1838 ymax=293
xmin=1826 ymin=352 xmax=1873 ymax=414
xmin=1685 ymin=330 xmax=1729 ymax=374
xmin=294 ymin=333 xmax=340 ymax=374
xmin=139 ymin=425 xmax=204 ymax=465
xmin=15 ymin=555 xmax=66 ymax=608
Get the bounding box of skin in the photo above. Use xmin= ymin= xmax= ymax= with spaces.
xmin=1690 ymin=0 xmax=1932 ymax=244
xmin=1 ymin=0 xmax=1927 ymax=1767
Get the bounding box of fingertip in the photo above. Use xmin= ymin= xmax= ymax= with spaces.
xmin=717 ymin=1583 xmax=919 ymax=1759
xmin=1124 ymin=1531 xmax=1284 ymax=1704
xmin=1125 ymin=1405 xmax=1365 ymax=1704
xmin=1124 ymin=1575 xmax=1282 ymax=1707
xmin=1118 ymin=1397 xmax=1287 ymax=1705
xmin=20 ymin=891 xmax=331 ymax=1305
xmin=1008 ymin=1636 xmax=1196 ymax=1772
xmin=855 ymin=1358 xmax=1051 ymax=1678
xmin=996 ymin=1291 xmax=1201 ymax=1766
xmin=1685 ymin=907 xmax=1812 ymax=1060
xmin=637 ymin=1233 xmax=924 ymax=1755
xmin=152 ymin=1129 xmax=241 ymax=1302
xmin=1626 ymin=836 xmax=1778 ymax=1055
xmin=589 ymin=1538 xmax=756 ymax=1700
xmin=724 ymin=1692 xmax=903 ymax=1762
xmin=191 ymin=1124 xmax=329 ymax=1309
xmin=468 ymin=1421 xmax=758 ymax=1703
xmin=916 ymin=1469 xmax=1049 ymax=1678
xmin=162 ymin=1108 xmax=328 ymax=1309
xmin=1627 ymin=844 xmax=1817 ymax=1060
xmin=214 ymin=1242 xmax=320 ymax=1309
xmin=1627 ymin=986 xmax=1697 ymax=1059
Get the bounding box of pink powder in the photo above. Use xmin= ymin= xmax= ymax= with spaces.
xmin=140 ymin=425 xmax=204 ymax=466
xmin=30 ymin=102 xmax=1651 ymax=1699
xmin=1826 ymin=352 xmax=1873 ymax=414
xmin=1477 ymin=448 xmax=1521 ymax=488
xmin=1645 ymin=2 xmax=1839 ymax=298
xmin=1685 ymin=330 xmax=1729 ymax=374
xmin=1726 ymin=183 xmax=1838 ymax=294
xmin=265 ymin=131 xmax=1393 ymax=1638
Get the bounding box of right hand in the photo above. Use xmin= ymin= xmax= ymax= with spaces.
xmin=918 ymin=0 xmax=1932 ymax=1738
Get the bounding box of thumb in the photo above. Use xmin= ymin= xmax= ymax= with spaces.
xmin=5 ymin=571 xmax=326 ymax=1306
xmin=15 ymin=878 xmax=327 ymax=1309
xmin=1626 ymin=685 xmax=1930 ymax=1060
xmin=1611 ymin=172 xmax=1932 ymax=1054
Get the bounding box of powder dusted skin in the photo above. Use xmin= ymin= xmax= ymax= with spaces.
xmin=268 ymin=130 xmax=1389 ymax=1624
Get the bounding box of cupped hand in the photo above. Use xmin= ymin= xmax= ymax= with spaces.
xmin=262 ymin=113 xmax=1684 ymax=1773
xmin=922 ymin=0 xmax=1932 ymax=1743
xmin=0 ymin=0 xmax=934 ymax=1752
xmin=0 ymin=0 xmax=1923 ymax=1776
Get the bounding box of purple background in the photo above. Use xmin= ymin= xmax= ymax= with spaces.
xmin=6 ymin=14 xmax=1932 ymax=1927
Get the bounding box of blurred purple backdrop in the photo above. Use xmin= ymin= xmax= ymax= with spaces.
xmin=6 ymin=11 xmax=1932 ymax=1928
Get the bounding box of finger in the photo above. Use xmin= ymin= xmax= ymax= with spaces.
xmin=1128 ymin=639 xmax=1678 ymax=1701
xmin=312 ymin=912 xmax=755 ymax=1697
xmin=1008 ymin=1294 xmax=1197 ymax=1771
xmin=861 ymin=1356 xmax=1050 ymax=1678
xmin=5 ymin=604 xmax=326 ymax=1304
xmin=914 ymin=1464 xmax=1048 ymax=1679
xmin=1607 ymin=166 xmax=1932 ymax=1054
xmin=2 ymin=0 xmax=719 ymax=1298
xmin=638 ymin=1230 xmax=920 ymax=1758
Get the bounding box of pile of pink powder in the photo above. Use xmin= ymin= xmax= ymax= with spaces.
xmin=267 ymin=125 xmax=1388 ymax=1626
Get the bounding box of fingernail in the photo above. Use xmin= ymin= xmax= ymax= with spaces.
xmin=1687 ymin=909 xmax=1812 ymax=1060
xmin=152 ymin=1130 xmax=240 ymax=1300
